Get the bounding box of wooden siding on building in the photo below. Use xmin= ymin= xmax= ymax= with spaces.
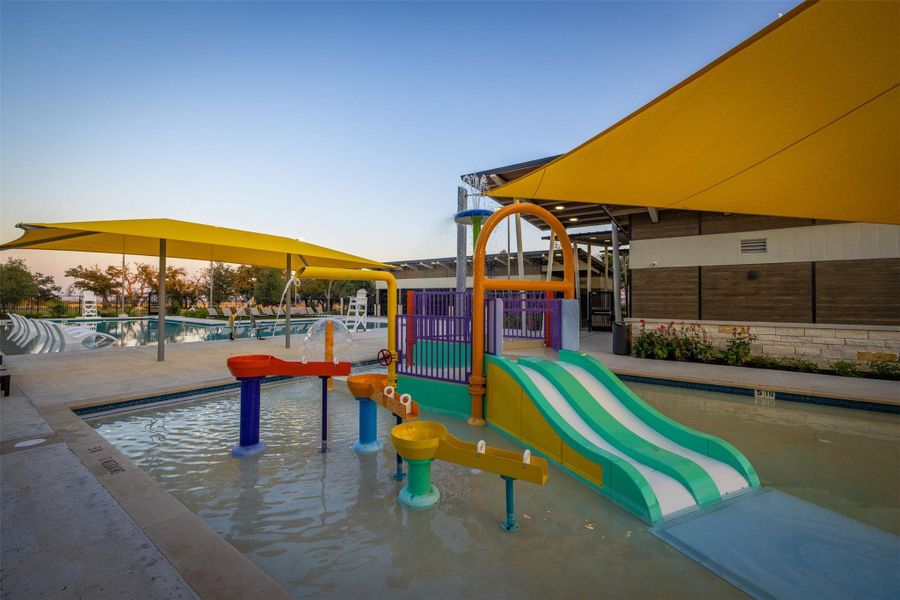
xmin=630 ymin=211 xmax=699 ymax=241
xmin=701 ymin=262 xmax=813 ymax=323
xmin=631 ymin=266 xmax=699 ymax=320
xmin=631 ymin=209 xmax=826 ymax=239
xmin=815 ymin=258 xmax=900 ymax=326
xmin=700 ymin=213 xmax=814 ymax=235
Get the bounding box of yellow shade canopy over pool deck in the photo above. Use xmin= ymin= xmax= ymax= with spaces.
xmin=1 ymin=218 xmax=392 ymax=361
xmin=485 ymin=0 xmax=900 ymax=225
xmin=1 ymin=218 xmax=391 ymax=271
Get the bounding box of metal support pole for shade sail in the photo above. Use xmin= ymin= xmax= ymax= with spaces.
xmin=586 ymin=243 xmax=592 ymax=293
xmin=611 ymin=224 xmax=623 ymax=324
xmin=121 ymin=254 xmax=126 ymax=316
xmin=514 ymin=199 xmax=525 ymax=280
xmin=573 ymin=241 xmax=581 ymax=326
xmin=285 ymin=253 xmax=292 ymax=349
xmin=456 ymin=187 xmax=466 ymax=293
xmin=586 ymin=243 xmax=592 ymax=329
xmin=546 ymin=232 xmax=556 ymax=282
xmin=158 ymin=239 xmax=166 ymax=362
xmin=603 ymin=244 xmax=609 ymax=290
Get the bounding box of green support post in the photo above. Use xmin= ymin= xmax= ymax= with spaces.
xmin=398 ymin=458 xmax=440 ymax=510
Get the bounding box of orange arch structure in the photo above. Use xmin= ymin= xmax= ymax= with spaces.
xmin=468 ymin=203 xmax=576 ymax=426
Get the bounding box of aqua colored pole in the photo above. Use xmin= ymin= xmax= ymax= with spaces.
xmin=393 ymin=415 xmax=405 ymax=481
xmin=352 ymin=397 xmax=383 ymax=454
xmin=231 ymin=377 xmax=266 ymax=458
xmin=500 ymin=476 xmax=519 ymax=532
xmin=398 ymin=459 xmax=440 ymax=510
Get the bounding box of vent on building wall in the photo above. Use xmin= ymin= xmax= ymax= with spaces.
xmin=740 ymin=238 xmax=767 ymax=254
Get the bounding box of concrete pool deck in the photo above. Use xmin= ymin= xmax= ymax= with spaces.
xmin=1 ymin=330 xmax=897 ymax=598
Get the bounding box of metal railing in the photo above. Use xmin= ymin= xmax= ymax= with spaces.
xmin=397 ymin=313 xmax=472 ymax=384
xmin=499 ymin=295 xmax=562 ymax=348
xmin=397 ymin=291 xmax=564 ymax=384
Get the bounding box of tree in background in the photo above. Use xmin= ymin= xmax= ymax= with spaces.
xmin=253 ymin=268 xmax=285 ymax=305
xmin=203 ymin=262 xmax=238 ymax=305
xmin=296 ymin=278 xmax=374 ymax=310
xmin=64 ymin=264 xmax=120 ymax=302
xmin=0 ymin=258 xmax=60 ymax=313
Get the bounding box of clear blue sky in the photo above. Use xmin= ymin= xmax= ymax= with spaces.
xmin=1 ymin=0 xmax=801 ymax=286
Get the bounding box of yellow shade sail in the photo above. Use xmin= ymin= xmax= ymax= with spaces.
xmin=0 ymin=218 xmax=391 ymax=271
xmin=487 ymin=0 xmax=900 ymax=225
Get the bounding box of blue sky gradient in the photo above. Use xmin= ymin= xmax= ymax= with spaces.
xmin=1 ymin=0 xmax=801 ymax=284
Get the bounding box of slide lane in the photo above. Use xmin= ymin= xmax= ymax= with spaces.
xmin=557 ymin=362 xmax=749 ymax=496
xmin=558 ymin=350 xmax=759 ymax=490
xmin=519 ymin=358 xmax=722 ymax=508
xmin=519 ymin=365 xmax=699 ymax=517
xmin=485 ymin=353 xmax=759 ymax=524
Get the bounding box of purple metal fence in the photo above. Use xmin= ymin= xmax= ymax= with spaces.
xmin=398 ymin=290 xmax=563 ymax=384
xmin=411 ymin=291 xmax=559 ymax=342
xmin=396 ymin=314 xmax=472 ymax=383
xmin=412 ymin=291 xmax=472 ymax=317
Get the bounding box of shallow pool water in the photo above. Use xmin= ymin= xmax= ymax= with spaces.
xmin=92 ymin=379 xmax=899 ymax=599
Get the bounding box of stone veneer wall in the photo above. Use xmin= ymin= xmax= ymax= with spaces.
xmin=625 ymin=318 xmax=900 ymax=367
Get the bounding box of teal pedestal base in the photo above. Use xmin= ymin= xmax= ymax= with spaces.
xmin=398 ymin=484 xmax=440 ymax=510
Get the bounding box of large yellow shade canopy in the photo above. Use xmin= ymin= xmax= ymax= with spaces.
xmin=0 ymin=218 xmax=391 ymax=271
xmin=487 ymin=0 xmax=900 ymax=225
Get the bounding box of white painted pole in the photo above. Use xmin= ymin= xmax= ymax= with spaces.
xmin=209 ymin=260 xmax=214 ymax=308
xmin=158 ymin=239 xmax=166 ymax=362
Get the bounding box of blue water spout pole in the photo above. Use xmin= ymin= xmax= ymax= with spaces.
xmin=320 ymin=376 xmax=329 ymax=453
xmin=352 ymin=393 xmax=383 ymax=454
xmin=231 ymin=376 xmax=266 ymax=457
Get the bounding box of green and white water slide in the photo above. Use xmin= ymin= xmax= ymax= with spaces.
xmin=489 ymin=350 xmax=759 ymax=523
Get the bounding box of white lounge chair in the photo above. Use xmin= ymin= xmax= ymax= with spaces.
xmin=207 ymin=307 xmax=220 ymax=318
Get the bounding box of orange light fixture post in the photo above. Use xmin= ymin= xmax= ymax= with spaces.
xmin=468 ymin=202 xmax=576 ymax=426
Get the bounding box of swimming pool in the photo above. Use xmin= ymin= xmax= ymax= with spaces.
xmin=0 ymin=317 xmax=385 ymax=355
xmin=91 ymin=379 xmax=899 ymax=599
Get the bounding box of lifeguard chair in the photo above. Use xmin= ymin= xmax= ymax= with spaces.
xmin=343 ymin=289 xmax=368 ymax=332
xmin=80 ymin=291 xmax=98 ymax=318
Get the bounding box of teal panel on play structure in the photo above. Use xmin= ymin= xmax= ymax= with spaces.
xmin=397 ymin=375 xmax=471 ymax=420
xmin=558 ymin=350 xmax=760 ymax=488
xmin=410 ymin=340 xmax=471 ymax=369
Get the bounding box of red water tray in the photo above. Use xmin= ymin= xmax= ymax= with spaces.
xmin=227 ymin=355 xmax=352 ymax=379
